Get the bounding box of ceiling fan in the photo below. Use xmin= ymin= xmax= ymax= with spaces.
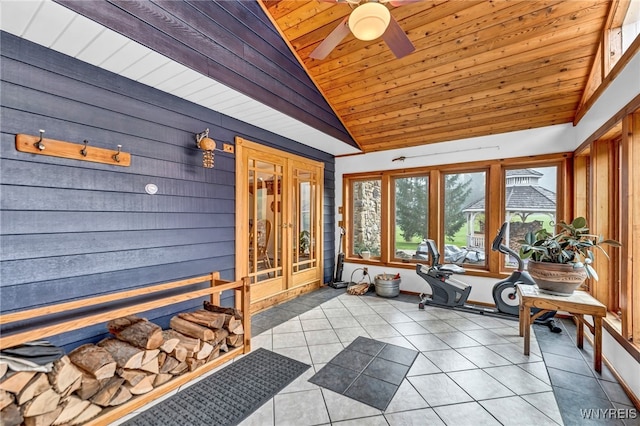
xmin=309 ymin=0 xmax=417 ymax=60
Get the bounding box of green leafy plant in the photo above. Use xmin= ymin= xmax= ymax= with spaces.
xmin=519 ymin=217 xmax=621 ymax=280
xmin=299 ymin=230 xmax=310 ymax=255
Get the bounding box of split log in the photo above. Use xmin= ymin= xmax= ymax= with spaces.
xmin=168 ymin=361 xmax=188 ymax=376
xmin=59 ymin=375 xmax=82 ymax=399
xmin=117 ymin=369 xmax=147 ymax=387
xmin=48 ymin=356 xmax=83 ymax=394
xmin=139 ymin=358 xmax=159 ymax=374
xmin=0 ymin=389 xmax=14 ymax=411
xmin=142 ymin=349 xmax=160 ymax=365
xmin=159 ymin=357 xmax=180 ymax=375
xmin=107 ymin=316 xmax=163 ymax=350
xmin=97 ymin=339 xmax=144 ymax=370
xmin=0 ymin=403 xmax=23 ymax=426
xmin=224 ymin=315 xmax=243 ymax=334
xmin=177 ymin=310 xmax=225 ymax=329
xmin=22 ymin=388 xmax=61 ymax=417
xmin=159 ymin=335 xmax=180 ymax=354
xmin=52 ymin=396 xmax=89 ymax=426
xmin=69 ymin=403 xmax=101 ymax=425
xmin=171 ymin=347 xmax=187 ymax=363
xmin=211 ymin=328 xmax=229 ymax=345
xmin=195 ymin=342 xmax=213 ymax=360
xmin=206 ymin=344 xmax=221 ymax=363
xmin=90 ymin=377 xmax=123 ymax=407
xmin=347 ymin=282 xmax=370 ymax=295
xmin=225 ymin=334 xmax=243 ymax=348
xmin=0 ymin=371 xmax=36 ymax=394
xmin=0 ymin=363 xmax=7 ymax=380
xmin=75 ymin=372 xmax=101 ymax=400
xmin=124 ymin=375 xmax=154 ymax=395
xmin=108 ymin=386 xmax=132 ymax=406
xmin=203 ymin=301 xmax=243 ymax=320
xmin=157 ymin=352 xmax=167 ymax=367
xmin=219 ymin=342 xmax=229 ymax=353
xmin=170 ymin=316 xmax=214 ymax=341
xmin=68 ymin=344 xmax=116 ymax=381
xmin=153 ymin=373 xmax=172 ymax=387
xmin=163 ymin=330 xmax=200 ymax=354
xmin=23 ymin=406 xmax=62 ymax=426
xmin=16 ymin=373 xmax=50 ymax=405
xmin=186 ymin=358 xmax=204 ymax=372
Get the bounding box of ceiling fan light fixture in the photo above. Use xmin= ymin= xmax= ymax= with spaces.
xmin=349 ymin=2 xmax=391 ymax=41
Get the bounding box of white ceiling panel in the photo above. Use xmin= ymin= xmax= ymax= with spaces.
xmin=0 ymin=0 xmax=42 ymax=36
xmin=0 ymin=0 xmax=360 ymax=155
xmin=76 ymin=29 xmax=129 ymax=65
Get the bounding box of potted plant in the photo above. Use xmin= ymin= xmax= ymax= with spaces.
xmin=519 ymin=217 xmax=620 ymax=295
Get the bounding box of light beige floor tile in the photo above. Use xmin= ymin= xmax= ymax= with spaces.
xmin=385 ymin=380 xmax=430 ymax=413
xmin=416 ymin=320 xmax=457 ymax=333
xmin=272 ymin=319 xmax=303 ymax=334
xmin=272 ymin=331 xmax=307 ymax=349
xmin=321 ymin=388 xmax=381 ymax=422
xmin=354 ymin=314 xmax=388 ymax=325
xmin=407 ymin=353 xmax=441 ymax=376
xmin=521 ymin=391 xmax=563 ymax=424
xmin=362 ymin=323 xmax=401 ymax=339
xmin=308 ymin=342 xmax=344 ymax=364
xmin=423 ymin=349 xmax=478 ymax=372
xmin=448 ymin=369 xmax=515 ymax=400
xmin=455 ymin=345 xmax=511 ymax=368
xmin=238 ymin=399 xmax=274 ymax=426
xmin=405 ymin=333 xmax=449 ymax=352
xmin=375 ymin=335 xmax=416 ymax=350
xmin=517 ymin=361 xmax=551 ymax=385
xmin=274 ymin=388 xmax=330 ymax=426
xmin=385 ymin=408 xmax=445 ymax=426
xmin=433 ymin=331 xmax=482 ymax=348
xmin=272 ymin=346 xmax=312 ymax=365
xmin=462 ymin=328 xmax=511 ymax=345
xmin=334 ymin=326 xmax=370 ymax=344
xmin=487 ymin=342 xmax=543 ymax=364
xmin=279 ymin=365 xmax=319 ymax=394
xmin=299 ymin=307 xmax=327 ymax=320
xmin=391 ymin=321 xmax=430 ymax=336
xmin=480 ymin=395 xmax=560 ymax=425
xmin=409 ymin=373 xmax=474 ymax=407
xmin=304 ymin=329 xmax=340 ymax=346
xmin=301 ymin=318 xmax=332 ymax=331
xmin=328 ymin=315 xmax=362 ymax=329
xmin=484 ymin=364 xmax=552 ymax=395
xmin=434 ymin=401 xmax=501 ymax=425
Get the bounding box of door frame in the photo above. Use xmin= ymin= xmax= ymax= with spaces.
xmin=235 ymin=136 xmax=324 ymax=312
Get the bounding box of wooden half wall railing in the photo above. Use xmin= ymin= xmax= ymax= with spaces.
xmin=0 ymin=272 xmax=251 ymax=352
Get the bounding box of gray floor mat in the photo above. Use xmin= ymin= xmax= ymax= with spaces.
xmin=124 ymin=348 xmax=310 ymax=426
xmin=308 ymin=336 xmax=418 ymax=410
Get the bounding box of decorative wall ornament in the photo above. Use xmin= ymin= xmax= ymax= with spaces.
xmin=196 ymin=128 xmax=216 ymax=168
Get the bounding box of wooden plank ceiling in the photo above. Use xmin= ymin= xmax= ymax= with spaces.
xmin=261 ymin=0 xmax=611 ymax=153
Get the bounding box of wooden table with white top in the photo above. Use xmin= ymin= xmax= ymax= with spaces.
xmin=516 ymin=283 xmax=607 ymax=373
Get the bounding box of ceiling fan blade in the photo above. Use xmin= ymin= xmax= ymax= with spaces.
xmin=309 ymin=17 xmax=351 ymax=60
xmin=382 ymin=16 xmax=415 ymax=59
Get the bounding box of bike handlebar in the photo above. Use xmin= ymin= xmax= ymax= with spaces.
xmin=491 ymin=222 xmax=524 ymax=271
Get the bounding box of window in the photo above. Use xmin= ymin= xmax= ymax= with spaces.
xmin=503 ymin=166 xmax=558 ymax=268
xmin=443 ymin=171 xmax=486 ymax=267
xmin=393 ymin=175 xmax=428 ymax=262
xmin=343 ymin=154 xmax=569 ymax=278
xmin=350 ymin=177 xmax=382 ymax=258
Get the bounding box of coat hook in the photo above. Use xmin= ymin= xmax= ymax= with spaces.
xmin=113 ymin=144 xmax=122 ymax=163
xmin=34 ymin=129 xmax=45 ymax=151
xmin=81 ymin=140 xmax=89 ymax=157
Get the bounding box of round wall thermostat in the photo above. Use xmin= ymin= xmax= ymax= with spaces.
xmin=145 ymin=183 xmax=158 ymax=195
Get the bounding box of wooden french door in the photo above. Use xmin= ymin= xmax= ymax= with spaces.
xmin=235 ymin=137 xmax=324 ymax=311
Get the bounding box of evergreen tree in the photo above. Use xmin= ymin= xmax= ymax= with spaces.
xmin=444 ymin=174 xmax=472 ymax=242
xmin=395 ymin=177 xmax=428 ymax=241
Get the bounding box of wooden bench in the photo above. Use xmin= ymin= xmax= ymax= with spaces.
xmin=516 ymin=283 xmax=606 ymax=373
xmin=0 ymin=272 xmax=250 ymax=425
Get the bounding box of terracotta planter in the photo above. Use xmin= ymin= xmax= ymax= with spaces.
xmin=526 ymin=260 xmax=588 ymax=296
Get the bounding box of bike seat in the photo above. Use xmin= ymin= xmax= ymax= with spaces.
xmin=439 ymin=264 xmax=465 ymax=274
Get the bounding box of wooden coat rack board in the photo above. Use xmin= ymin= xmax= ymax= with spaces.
xmin=16 ymin=132 xmax=131 ymax=167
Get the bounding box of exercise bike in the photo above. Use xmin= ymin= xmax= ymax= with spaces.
xmin=417 ymin=222 xmax=561 ymax=332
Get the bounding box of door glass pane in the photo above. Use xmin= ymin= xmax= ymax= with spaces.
xmin=504 ymin=166 xmax=557 ymax=268
xmin=248 ymin=160 xmax=283 ymax=282
xmin=393 ymin=175 xmax=428 ymax=262
xmin=293 ymin=167 xmax=317 ymax=273
xmin=351 ymin=178 xmax=381 ymax=258
xmin=443 ymin=171 xmax=486 ymax=266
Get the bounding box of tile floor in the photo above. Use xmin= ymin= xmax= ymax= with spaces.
xmin=116 ymin=286 xmax=638 ymax=426
xmin=241 ymin=287 xmax=638 ymax=426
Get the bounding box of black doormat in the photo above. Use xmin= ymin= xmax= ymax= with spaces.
xmin=308 ymin=336 xmax=418 ymax=411
xmin=124 ymin=348 xmax=310 ymax=426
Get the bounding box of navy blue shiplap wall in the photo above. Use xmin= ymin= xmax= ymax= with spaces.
xmin=0 ymin=32 xmax=335 ymax=349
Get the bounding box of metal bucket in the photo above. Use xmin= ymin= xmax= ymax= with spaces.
xmin=374 ymin=274 xmax=401 ymax=298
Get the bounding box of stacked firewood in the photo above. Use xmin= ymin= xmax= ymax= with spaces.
xmin=0 ymin=303 xmax=244 ymax=426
